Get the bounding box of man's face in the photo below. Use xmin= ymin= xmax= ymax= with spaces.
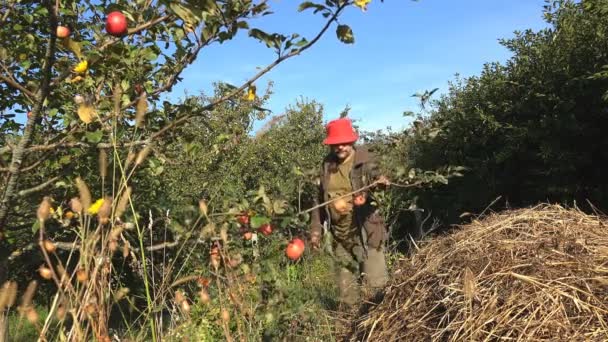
xmin=330 ymin=143 xmax=354 ymax=161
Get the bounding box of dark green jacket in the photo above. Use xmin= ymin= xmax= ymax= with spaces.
xmin=310 ymin=146 xmax=388 ymax=249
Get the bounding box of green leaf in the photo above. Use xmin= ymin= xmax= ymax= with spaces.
xmin=336 ymin=24 xmax=354 ymax=44
xmin=85 ymin=130 xmax=103 ymax=143
xmin=59 ymin=155 xmax=71 ymax=165
xmin=31 ymin=220 xmax=40 ymax=234
xmin=250 ymin=215 xmax=271 ymax=229
xmin=121 ymin=79 xmax=130 ymax=92
xmin=249 ymin=28 xmax=278 ymax=49
xmin=169 ymin=3 xmax=200 ymax=29
xmin=298 ymin=2 xmax=327 ymax=13
xmin=273 ymin=200 xmax=287 ymax=215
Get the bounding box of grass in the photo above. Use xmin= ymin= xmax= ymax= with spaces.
xmin=7 ymin=305 xmax=49 ymax=342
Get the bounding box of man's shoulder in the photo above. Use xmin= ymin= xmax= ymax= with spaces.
xmin=354 ymin=145 xmax=375 ymax=165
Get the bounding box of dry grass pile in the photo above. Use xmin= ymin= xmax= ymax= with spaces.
xmin=352 ymin=204 xmax=608 ymax=341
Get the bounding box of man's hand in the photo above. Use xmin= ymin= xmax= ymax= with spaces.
xmin=376 ymin=175 xmax=390 ymax=186
xmin=310 ymin=231 xmax=321 ymax=249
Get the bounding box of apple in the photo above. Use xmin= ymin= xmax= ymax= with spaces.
xmin=257 ymin=223 xmax=272 ymax=236
xmin=286 ymin=238 xmax=305 ymax=261
xmin=56 ymin=25 xmax=71 ymax=38
xmin=293 ymin=237 xmax=305 ymax=250
xmin=243 ymin=231 xmax=253 ymax=240
xmin=237 ymin=213 xmax=249 ymax=225
xmin=105 ymin=11 xmax=128 ymax=37
xmin=353 ymin=194 xmax=366 ymax=206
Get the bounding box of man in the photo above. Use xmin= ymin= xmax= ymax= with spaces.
xmin=309 ymin=117 xmax=389 ymax=309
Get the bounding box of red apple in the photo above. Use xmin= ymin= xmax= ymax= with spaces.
xmin=257 ymin=223 xmax=272 ymax=236
xmin=105 ymin=11 xmax=128 ymax=37
xmin=293 ymin=237 xmax=305 ymax=250
xmin=242 ymin=231 xmax=253 ymax=240
xmin=237 ymin=213 xmax=249 ymax=225
xmin=286 ymin=238 xmax=305 ymax=261
xmin=56 ymin=25 xmax=71 ymax=38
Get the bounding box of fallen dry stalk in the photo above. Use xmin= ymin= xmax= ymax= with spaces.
xmin=350 ymin=204 xmax=608 ymax=341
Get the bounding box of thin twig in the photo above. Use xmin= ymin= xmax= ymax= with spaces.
xmin=17 ymin=176 xmax=60 ymax=197
xmin=299 ymin=181 xmax=423 ymax=215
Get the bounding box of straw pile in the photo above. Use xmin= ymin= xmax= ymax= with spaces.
xmin=351 ymin=204 xmax=608 ymax=341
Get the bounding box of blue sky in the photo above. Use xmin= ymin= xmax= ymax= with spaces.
xmin=164 ymin=0 xmax=551 ymax=133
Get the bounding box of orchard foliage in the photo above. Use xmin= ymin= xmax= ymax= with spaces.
xmin=398 ymin=0 xmax=608 ymax=225
xmin=0 ymin=0 xmax=391 ymax=340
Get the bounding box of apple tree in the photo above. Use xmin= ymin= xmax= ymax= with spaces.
xmin=0 ymin=0 xmax=382 ymax=340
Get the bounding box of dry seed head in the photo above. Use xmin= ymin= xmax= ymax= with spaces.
xmin=56 ymin=264 xmax=66 ymax=281
xmin=99 ymin=148 xmax=108 ymax=179
xmin=69 ymin=197 xmax=83 ymax=214
xmin=199 ymin=288 xmax=210 ymax=304
xmin=123 ymin=241 xmax=130 ymax=259
xmin=75 ymin=177 xmax=92 ymax=212
xmin=174 ymin=290 xmax=185 ymax=305
xmin=135 ymin=92 xmax=148 ymax=128
xmin=115 ymin=287 xmax=130 ymax=301
xmin=0 ymin=284 xmax=7 ymax=310
xmin=180 ymin=300 xmax=191 ymax=314
xmin=108 ymin=239 xmax=118 ymax=252
xmin=21 ymin=280 xmax=38 ymax=308
xmin=125 ymin=150 xmax=136 ymax=169
xmin=113 ymin=82 xmax=122 ymax=115
xmin=0 ymin=281 xmax=14 ymax=310
xmin=6 ymin=281 xmax=17 ymax=308
xmin=220 ymin=225 xmax=229 ymax=245
xmin=115 ymin=186 xmax=132 ymax=218
xmin=56 ymin=305 xmax=67 ymax=320
xmin=76 ymin=269 xmax=88 ymax=283
xmin=37 ymin=196 xmax=52 ymax=223
xmin=97 ymin=196 xmax=113 ymax=224
xmin=43 ymin=240 xmax=56 ymax=253
xmin=210 ymin=256 xmax=220 ymax=270
xmin=135 ymin=146 xmax=151 ymax=166
xmin=25 ymin=307 xmax=39 ymax=324
xmin=221 ymin=309 xmax=230 ymax=323
xmin=84 ymin=303 xmax=96 ymax=315
xmin=39 ymin=266 xmax=53 ymax=280
xmin=110 ymin=227 xmax=124 ymax=240
xmin=198 ymin=199 xmax=208 ymax=216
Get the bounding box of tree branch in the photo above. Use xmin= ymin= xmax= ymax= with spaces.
xmin=98 ymin=14 xmax=172 ymax=51
xmin=0 ymin=73 xmax=36 ymax=100
xmin=136 ymin=3 xmax=349 ymax=143
xmin=0 ymin=3 xmax=348 ymax=159
xmin=17 ymin=176 xmax=60 ymax=197
xmin=50 ymin=14 xmax=173 ymax=87
xmin=0 ymin=2 xmax=58 ymax=232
